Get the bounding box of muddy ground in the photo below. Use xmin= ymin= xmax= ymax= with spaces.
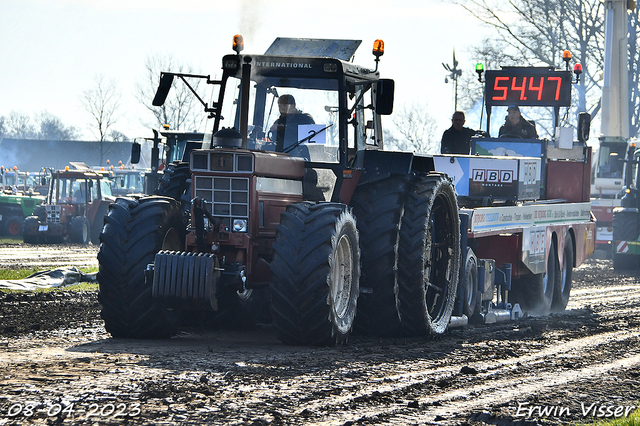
xmin=0 ymin=243 xmax=639 ymax=425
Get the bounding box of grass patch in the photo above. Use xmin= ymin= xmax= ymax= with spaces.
xmin=0 ymin=236 xmax=23 ymax=244
xmin=583 ymin=407 xmax=640 ymax=426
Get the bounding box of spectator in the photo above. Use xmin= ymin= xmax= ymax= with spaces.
xmin=441 ymin=111 xmax=477 ymax=154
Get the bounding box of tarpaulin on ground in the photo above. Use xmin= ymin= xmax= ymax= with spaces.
xmin=0 ymin=267 xmax=97 ymax=291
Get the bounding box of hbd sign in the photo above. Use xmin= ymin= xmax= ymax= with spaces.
xmin=472 ymin=169 xmax=514 ymax=184
xmin=468 ymin=158 xmax=518 ymax=199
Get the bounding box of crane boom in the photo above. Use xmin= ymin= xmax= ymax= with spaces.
xmin=601 ymin=0 xmax=630 ymax=138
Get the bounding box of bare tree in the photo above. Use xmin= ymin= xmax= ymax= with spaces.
xmin=81 ymin=75 xmax=122 ymax=142
xmin=391 ymin=102 xmax=440 ymax=154
xmin=109 ymin=130 xmax=129 ymax=142
xmin=36 ymin=111 xmax=79 ymax=140
xmin=455 ymin=0 xmax=607 ymax=125
xmin=7 ymin=111 xmax=37 ymax=139
xmin=1 ymin=111 xmax=79 ymax=140
xmin=136 ymin=54 xmax=206 ymax=132
xmin=80 ymin=75 xmax=123 ymax=164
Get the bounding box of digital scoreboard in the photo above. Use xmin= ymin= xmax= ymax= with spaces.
xmin=484 ymin=68 xmax=572 ymax=108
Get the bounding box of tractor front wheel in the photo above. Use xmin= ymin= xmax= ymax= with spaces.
xmin=98 ymin=196 xmax=186 ymax=338
xmin=270 ymin=202 xmax=360 ymax=346
xmin=70 ymin=216 xmax=91 ymax=245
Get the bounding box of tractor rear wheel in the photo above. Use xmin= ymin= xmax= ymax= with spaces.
xmin=350 ymin=176 xmax=408 ymax=336
xmin=97 ymin=196 xmax=186 ymax=338
xmin=612 ymin=210 xmax=639 ymax=270
xmin=397 ymin=173 xmax=460 ymax=337
xmin=4 ymin=215 xmax=23 ymax=236
xmin=270 ymin=202 xmax=360 ymax=346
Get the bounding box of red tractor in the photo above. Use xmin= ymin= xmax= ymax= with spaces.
xmin=23 ymin=166 xmax=115 ymax=244
xmin=97 ymin=37 xmax=461 ymax=345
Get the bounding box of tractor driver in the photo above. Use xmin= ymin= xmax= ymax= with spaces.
xmin=269 ymin=94 xmax=315 ymax=152
xmin=498 ymin=105 xmax=538 ymax=139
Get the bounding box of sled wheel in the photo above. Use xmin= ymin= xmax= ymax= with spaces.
xmin=552 ymin=232 xmax=574 ymax=312
xmin=461 ymin=248 xmax=479 ymax=319
xmin=513 ymin=240 xmax=558 ymax=316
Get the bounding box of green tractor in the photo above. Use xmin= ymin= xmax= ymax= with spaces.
xmin=0 ymin=168 xmax=45 ymax=236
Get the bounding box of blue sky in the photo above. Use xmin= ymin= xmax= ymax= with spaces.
xmin=0 ymin=0 xmax=489 ymax=142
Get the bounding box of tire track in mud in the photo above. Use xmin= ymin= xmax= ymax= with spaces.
xmin=293 ymin=330 xmax=640 ymax=424
xmin=1 ymin=257 xmax=640 ymax=425
xmin=198 ymin=326 xmax=640 ymax=424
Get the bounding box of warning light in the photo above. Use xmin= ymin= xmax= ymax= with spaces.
xmin=476 ymin=63 xmax=484 ymax=82
xmin=574 ymin=63 xmax=583 ymax=83
xmin=372 ymin=39 xmax=384 ymax=58
xmin=372 ymin=39 xmax=385 ymax=71
xmin=65 ymin=166 xmax=69 ymax=171
xmin=562 ymin=50 xmax=572 ymax=71
xmin=233 ymin=34 xmax=244 ymax=53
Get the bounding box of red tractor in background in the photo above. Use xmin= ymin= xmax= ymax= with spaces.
xmin=23 ymin=164 xmax=115 ymax=244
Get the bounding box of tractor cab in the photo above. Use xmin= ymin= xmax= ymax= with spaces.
xmin=152 ymin=36 xmax=394 ymax=203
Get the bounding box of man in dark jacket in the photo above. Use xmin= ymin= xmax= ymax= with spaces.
xmin=498 ymin=105 xmax=538 ymax=139
xmin=269 ymin=94 xmax=315 ymax=152
xmin=441 ymin=111 xmax=477 ymax=154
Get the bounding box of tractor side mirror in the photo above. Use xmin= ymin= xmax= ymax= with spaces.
xmin=152 ymin=73 xmax=174 ymax=106
xmin=375 ymin=79 xmax=395 ymax=115
xmin=131 ymin=142 xmax=141 ymax=164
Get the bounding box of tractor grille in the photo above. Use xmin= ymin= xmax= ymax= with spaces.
xmin=194 ymin=176 xmax=249 ymax=230
xmin=45 ymin=205 xmax=61 ymax=223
